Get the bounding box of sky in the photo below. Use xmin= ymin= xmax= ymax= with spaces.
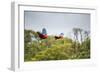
xmin=24 ymin=11 xmax=90 ymax=38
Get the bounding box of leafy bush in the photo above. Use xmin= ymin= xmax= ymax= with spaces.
xmin=32 ymin=44 xmax=73 ymax=61
xmin=24 ymin=29 xmax=90 ymax=61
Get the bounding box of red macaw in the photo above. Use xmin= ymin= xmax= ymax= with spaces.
xmin=54 ymin=33 xmax=64 ymax=40
xmin=37 ymin=32 xmax=48 ymax=39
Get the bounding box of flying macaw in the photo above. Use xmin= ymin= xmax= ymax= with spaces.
xmin=37 ymin=28 xmax=48 ymax=39
xmin=55 ymin=33 xmax=64 ymax=40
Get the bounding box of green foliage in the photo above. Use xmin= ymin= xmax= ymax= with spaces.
xmin=32 ymin=44 xmax=73 ymax=61
xmin=24 ymin=30 xmax=32 ymax=43
xmin=78 ymin=37 xmax=90 ymax=58
xmin=24 ymin=29 xmax=90 ymax=61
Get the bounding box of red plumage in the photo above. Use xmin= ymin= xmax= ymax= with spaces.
xmin=54 ymin=36 xmax=63 ymax=40
xmin=39 ymin=34 xmax=48 ymax=39
xmin=37 ymin=32 xmax=48 ymax=39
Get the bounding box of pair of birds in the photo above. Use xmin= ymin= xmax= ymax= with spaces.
xmin=37 ymin=28 xmax=64 ymax=40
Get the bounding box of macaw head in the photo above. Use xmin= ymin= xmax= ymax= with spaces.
xmin=60 ymin=33 xmax=64 ymax=36
xmin=42 ymin=28 xmax=47 ymax=35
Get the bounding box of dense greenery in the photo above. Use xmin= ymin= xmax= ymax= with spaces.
xmin=24 ymin=29 xmax=90 ymax=61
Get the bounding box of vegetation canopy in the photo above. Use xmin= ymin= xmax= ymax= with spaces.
xmin=24 ymin=28 xmax=90 ymax=61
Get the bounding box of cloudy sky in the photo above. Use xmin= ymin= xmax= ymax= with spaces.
xmin=24 ymin=11 xmax=90 ymax=38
